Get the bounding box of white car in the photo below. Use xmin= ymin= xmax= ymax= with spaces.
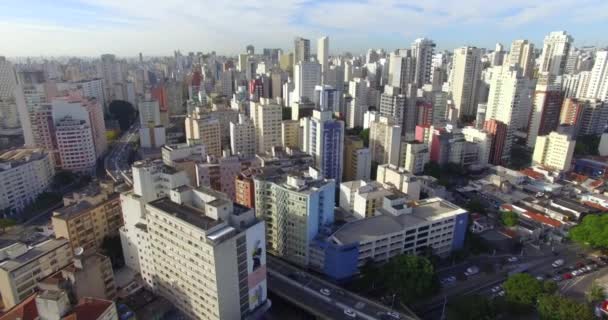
xmin=572 ymin=270 xmax=581 ymax=276
xmin=498 ymin=290 xmax=505 ymax=297
xmin=552 ymin=259 xmax=565 ymax=268
xmin=386 ymin=311 xmax=400 ymax=319
xmin=320 ymin=288 xmax=331 ymax=296
xmin=507 ymin=257 xmax=519 ymax=263
xmin=344 ymin=308 xmax=357 ymax=318
xmin=491 ymin=285 xmax=502 ymax=293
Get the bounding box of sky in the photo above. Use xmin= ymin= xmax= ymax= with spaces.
xmin=0 ymin=0 xmax=607 ymax=57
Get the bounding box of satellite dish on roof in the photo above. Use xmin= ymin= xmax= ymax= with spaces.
xmin=74 ymin=247 xmax=84 ymax=256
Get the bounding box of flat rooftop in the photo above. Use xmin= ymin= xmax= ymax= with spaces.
xmin=0 ymin=148 xmax=48 ymax=171
xmin=148 ymin=197 xmax=223 ymax=231
xmin=331 ymin=198 xmax=466 ymax=245
xmin=0 ymin=238 xmax=69 ymax=272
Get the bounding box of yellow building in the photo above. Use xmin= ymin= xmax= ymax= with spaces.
xmin=532 ymin=131 xmax=576 ymax=171
xmin=343 ymin=135 xmax=371 ymax=181
xmin=52 ymin=183 xmax=122 ymax=252
xmin=281 ymin=120 xmax=300 ymax=149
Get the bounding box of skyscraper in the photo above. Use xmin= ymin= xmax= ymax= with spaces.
xmin=369 ymin=116 xmax=402 ymax=166
xmin=539 ymin=31 xmax=573 ymax=76
xmin=293 ymin=61 xmax=321 ymax=103
xmin=314 ymin=85 xmax=340 ymax=112
xmin=585 ymin=50 xmax=608 ymax=101
xmin=527 ymin=76 xmax=564 ymax=148
xmin=302 ymin=110 xmax=345 ymax=183
xmin=0 ymin=57 xmax=21 ymax=132
xmin=294 ymin=37 xmax=311 ymax=63
xmin=379 ymin=85 xmax=406 ymax=126
xmin=230 ymin=114 xmax=256 ymax=158
xmin=450 ymin=47 xmax=483 ymax=119
xmin=485 ymin=65 xmax=532 ymax=163
xmin=411 ymin=38 xmax=435 ymax=88
xmin=317 ymin=36 xmax=329 ymax=83
xmin=507 ymin=40 xmax=535 ymax=79
xmin=251 ymin=98 xmax=282 ymax=153
xmin=388 ymin=50 xmax=414 ymax=91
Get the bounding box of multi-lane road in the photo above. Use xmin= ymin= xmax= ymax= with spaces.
xmin=267 ymin=255 xmax=419 ymax=320
xmin=105 ymin=122 xmax=139 ymax=185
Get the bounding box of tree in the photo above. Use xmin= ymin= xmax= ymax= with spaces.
xmin=109 ymin=100 xmax=136 ymax=131
xmin=574 ymin=134 xmax=600 ymax=157
xmin=423 ymin=161 xmax=441 ymax=179
xmin=537 ymin=294 xmax=594 ymax=320
xmin=447 ymin=295 xmax=497 ymax=320
xmin=0 ymin=219 xmax=16 ymax=232
xmin=503 ymin=274 xmax=544 ymax=310
xmin=570 ymin=214 xmax=608 ymax=249
xmin=101 ymin=235 xmax=125 ymax=269
xmin=359 ymin=128 xmax=370 ymax=147
xmin=501 ymin=211 xmax=519 ymax=227
xmin=382 ymin=255 xmax=438 ymax=303
xmin=586 ymin=281 xmax=605 ymax=304
xmin=466 ymin=198 xmax=487 ymax=215
xmin=542 ymin=280 xmax=558 ymax=295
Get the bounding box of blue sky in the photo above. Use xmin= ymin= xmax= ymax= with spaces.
xmin=0 ymin=0 xmax=607 ymax=56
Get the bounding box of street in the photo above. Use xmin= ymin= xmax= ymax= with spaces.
xmin=105 ymin=122 xmax=139 ymax=184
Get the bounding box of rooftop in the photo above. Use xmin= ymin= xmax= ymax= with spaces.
xmin=331 ymin=198 xmax=466 ymax=245
xmin=0 ymin=148 xmax=48 ymax=172
xmin=0 ymin=238 xmax=70 ymax=272
xmin=0 ymin=293 xmax=38 ymax=320
xmin=63 ymin=298 xmax=114 ymax=320
xmin=148 ymin=197 xmax=223 ymax=231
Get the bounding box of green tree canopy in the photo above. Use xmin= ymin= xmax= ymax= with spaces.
xmin=447 ymin=294 xmax=497 ymax=320
xmin=503 ymin=273 xmax=544 ymax=310
xmin=359 ymin=128 xmax=370 ymax=147
xmin=423 ymin=161 xmax=441 ymax=179
xmin=587 ymin=281 xmax=605 ymax=304
xmin=569 ymin=214 xmax=608 ymax=249
xmin=537 ymin=294 xmax=594 ymax=320
xmin=501 ymin=211 xmax=519 ymax=227
xmin=466 ymin=198 xmax=487 ymax=215
xmin=382 ymin=255 xmax=438 ymax=303
xmin=0 ymin=219 xmax=16 ymax=232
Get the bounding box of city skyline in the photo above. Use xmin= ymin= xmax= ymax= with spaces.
xmin=1 ymin=0 xmax=607 ymax=57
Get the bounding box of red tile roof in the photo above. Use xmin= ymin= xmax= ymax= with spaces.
xmin=583 ymin=201 xmax=608 ymax=211
xmin=520 ymin=168 xmax=544 ymax=180
xmin=0 ymin=294 xmax=39 ymax=320
xmin=62 ymin=298 xmax=114 ymax=320
xmin=521 ymin=210 xmax=563 ymax=228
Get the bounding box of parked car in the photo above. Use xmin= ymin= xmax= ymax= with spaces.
xmin=344 ymin=308 xmax=357 ymax=318
xmin=465 ymin=266 xmax=480 ymax=276
xmin=552 ymin=259 xmax=565 ymax=268
xmin=320 ymin=288 xmax=331 ymax=296
xmin=491 ymin=285 xmax=502 ymax=293
xmin=563 ymin=273 xmax=573 ymax=280
xmin=507 ymin=256 xmax=519 ymax=263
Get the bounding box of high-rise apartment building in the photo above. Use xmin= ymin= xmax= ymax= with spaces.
xmin=138 ymin=95 xmax=161 ymax=127
xmin=378 ymin=85 xmax=406 ymax=126
xmin=72 ymin=78 xmax=106 ymax=112
xmin=343 ymin=135 xmax=371 ymax=181
xmin=317 ymin=36 xmax=329 ymax=82
xmin=196 ymin=154 xmax=259 ymax=200
xmin=483 ymin=119 xmax=508 ymax=165
xmin=539 ymin=31 xmax=573 ymax=76
xmin=411 ymin=38 xmax=435 ymax=88
xmin=294 ymin=37 xmax=311 ymax=63
xmin=302 ymin=110 xmax=345 ymax=183
xmin=532 ymin=131 xmax=575 ymax=171
xmin=585 ymin=51 xmax=608 ymax=101
xmin=293 ymin=61 xmax=321 ymax=103
xmin=254 ymin=168 xmax=335 ymax=266
xmin=230 ymin=114 xmax=255 ymax=158
xmin=369 ymin=116 xmax=402 ymax=166
xmin=251 ymin=98 xmax=282 ymax=154
xmin=0 ymin=57 xmax=20 ymax=132
xmin=185 ymin=113 xmax=222 ymax=157
xmin=507 ymin=40 xmax=535 ymax=78
xmin=145 ymin=186 xmax=269 ymax=319
xmin=450 ymin=47 xmax=483 ymax=119
xmin=0 ymin=148 xmax=54 ymax=215
xmin=314 ymin=85 xmax=340 ymax=112
xmin=560 ymin=98 xmax=608 ymax=136
xmin=347 ymin=78 xmax=371 ymax=128
xmin=388 ymin=50 xmax=414 ymax=91
xmin=527 ymin=78 xmax=564 ymax=148
xmin=281 ymin=120 xmax=300 ymax=149
xmin=99 ymin=54 xmax=125 ymax=103
xmin=401 ymin=141 xmax=430 ymax=174
xmin=485 ymin=65 xmax=532 ymax=163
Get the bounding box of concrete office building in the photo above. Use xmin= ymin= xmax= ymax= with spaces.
xmin=507 ymin=40 xmax=535 ymax=78
xmin=294 ymin=61 xmax=321 ymax=103
xmin=347 ymin=78 xmax=371 ymax=129
xmin=450 ymin=47 xmax=483 ymax=119
xmin=376 ymin=164 xmax=421 ymax=200
xmin=339 ymin=180 xmax=395 ymax=219
xmin=532 ymin=131 xmax=575 ymax=172
xmin=230 ymin=114 xmax=256 ymax=158
xmin=379 ymin=85 xmax=406 ymax=126
xmin=52 ymin=183 xmax=122 ymax=252
xmin=369 ymin=116 xmax=402 ymax=166
xmin=401 ymin=141 xmax=430 ymax=174
xmin=314 ymin=85 xmax=340 ymax=112
xmin=302 ymin=110 xmax=345 ymax=183
xmin=343 ymin=135 xmax=371 ymax=182
xmin=318 ymin=36 xmax=329 ymax=82
xmin=388 ymin=50 xmax=414 ymax=91
xmin=0 ymin=148 xmax=54 ymax=216
xmin=328 ymin=196 xmax=468 ymax=268
xmin=254 ymin=167 xmax=335 ymax=266
xmin=0 ymin=239 xmax=73 ymax=310
xmin=252 ymin=98 xmax=282 ymax=154
xmin=539 ymin=31 xmax=573 ymax=76
xmin=143 ymin=186 xmax=269 ymax=319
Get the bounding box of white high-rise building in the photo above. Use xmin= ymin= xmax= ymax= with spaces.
xmin=0 ymin=57 xmax=20 ymax=131
xmin=388 ymin=51 xmax=414 ymax=90
xmin=72 ymin=78 xmax=106 ymax=113
xmin=318 ymin=36 xmax=329 ymax=83
xmin=461 ymin=126 xmax=492 ymax=167
xmin=251 ymin=98 xmax=282 ymax=153
xmin=532 ymin=131 xmax=575 ymax=171
xmin=369 ymin=116 xmax=402 ymax=166
xmin=293 ymin=61 xmax=321 ymax=103
xmin=450 ymin=47 xmax=483 ymax=119
xmin=185 ymin=113 xmax=222 ymax=157
xmin=294 ymin=37 xmax=311 ymax=63
xmin=539 ymin=31 xmax=573 ymax=76
xmin=138 ymin=95 xmax=161 ymax=127
xmin=411 ymin=38 xmax=435 ymax=88
xmin=585 ymin=51 xmax=608 ymax=101
xmin=507 ymin=40 xmax=535 ymax=79
xmin=314 ymin=85 xmax=340 ymax=112
xmin=379 ymin=85 xmax=406 ymax=126
xmin=401 ymin=141 xmax=430 ymax=174
xmin=230 ymin=114 xmax=255 ymax=158
xmin=347 ymin=78 xmax=370 ymax=128
xmin=302 ymin=110 xmax=344 ymax=183
xmin=485 ymin=65 xmax=532 ymax=163
xmin=254 ymin=167 xmax=335 ymax=266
